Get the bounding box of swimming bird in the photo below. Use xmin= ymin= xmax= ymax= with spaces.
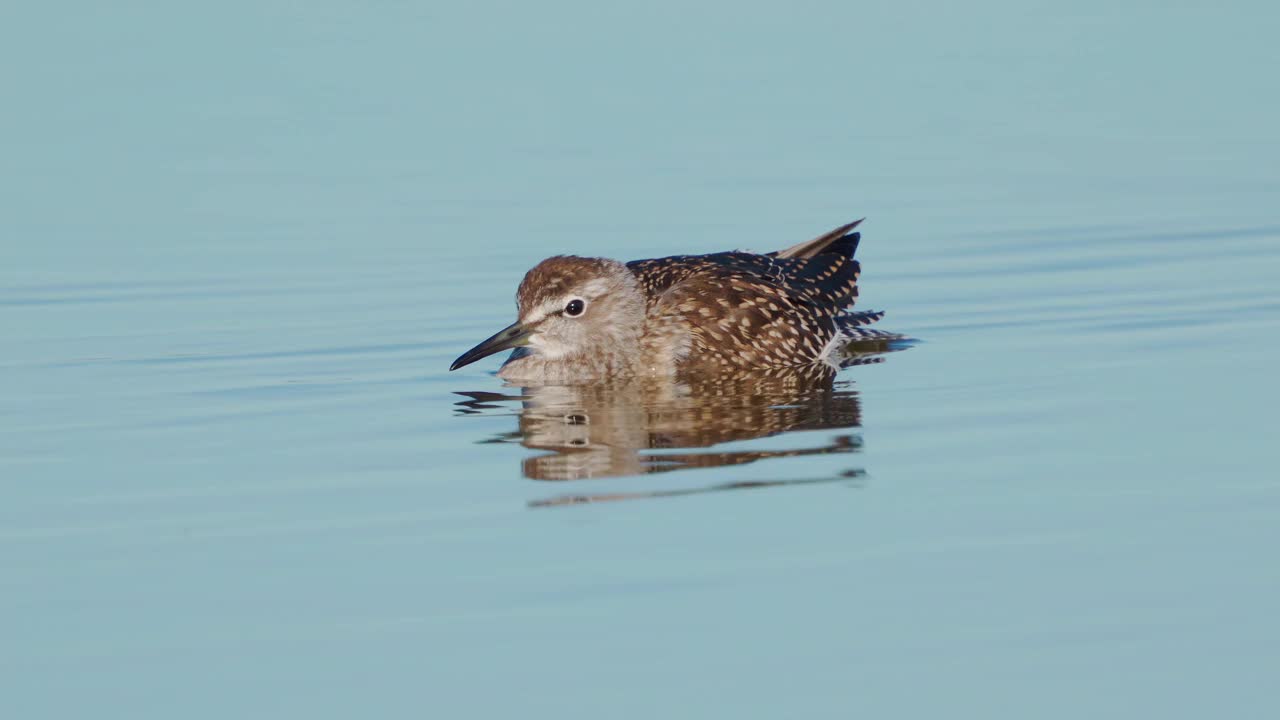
xmin=448 ymin=219 xmax=901 ymax=383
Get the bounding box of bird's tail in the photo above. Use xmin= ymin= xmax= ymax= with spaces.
xmin=835 ymin=310 xmax=888 ymax=337
xmin=820 ymin=310 xmax=911 ymax=368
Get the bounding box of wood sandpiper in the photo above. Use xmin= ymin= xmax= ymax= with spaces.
xmin=449 ymin=219 xmax=902 ymax=382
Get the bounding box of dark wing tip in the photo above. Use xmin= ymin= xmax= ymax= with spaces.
xmin=772 ymin=218 xmax=866 ymax=259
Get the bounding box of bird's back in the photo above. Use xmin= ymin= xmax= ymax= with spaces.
xmin=626 ymin=221 xmax=887 ymax=372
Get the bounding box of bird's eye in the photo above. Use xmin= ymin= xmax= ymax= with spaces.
xmin=564 ymin=298 xmax=586 ymax=317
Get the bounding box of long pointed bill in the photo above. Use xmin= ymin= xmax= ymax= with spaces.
xmin=449 ymin=320 xmax=533 ymax=371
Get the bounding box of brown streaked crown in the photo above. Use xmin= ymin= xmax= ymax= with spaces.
xmin=515 ymin=256 xmax=628 ymax=312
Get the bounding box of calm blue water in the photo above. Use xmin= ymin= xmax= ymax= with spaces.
xmin=4 ymin=2 xmax=1279 ymax=717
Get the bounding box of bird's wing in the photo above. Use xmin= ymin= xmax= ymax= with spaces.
xmin=771 ymin=219 xmax=864 ymax=259
xmin=633 ymin=252 xmax=868 ymax=370
xmin=629 ymin=249 xmax=862 ymax=314
xmin=628 ymin=218 xmax=865 ymax=309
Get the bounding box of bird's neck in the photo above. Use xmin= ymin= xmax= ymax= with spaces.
xmin=498 ymin=343 xmax=640 ymax=382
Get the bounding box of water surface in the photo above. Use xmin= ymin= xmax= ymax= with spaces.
xmin=4 ymin=1 xmax=1280 ymax=718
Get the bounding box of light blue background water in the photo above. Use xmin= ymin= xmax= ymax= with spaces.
xmin=4 ymin=2 xmax=1279 ymax=718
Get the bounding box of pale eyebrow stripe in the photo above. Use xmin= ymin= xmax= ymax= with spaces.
xmin=580 ymin=279 xmax=611 ymax=296
xmin=525 ymin=299 xmax=561 ymax=323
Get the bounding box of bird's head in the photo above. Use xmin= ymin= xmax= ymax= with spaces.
xmin=449 ymin=256 xmax=645 ymax=372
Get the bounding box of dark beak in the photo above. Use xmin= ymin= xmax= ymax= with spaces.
xmin=449 ymin=320 xmax=534 ymax=371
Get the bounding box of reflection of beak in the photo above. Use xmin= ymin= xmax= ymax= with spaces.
xmin=449 ymin=320 xmax=533 ymax=371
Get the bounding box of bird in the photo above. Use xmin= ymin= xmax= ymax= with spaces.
xmin=448 ymin=219 xmax=902 ymax=383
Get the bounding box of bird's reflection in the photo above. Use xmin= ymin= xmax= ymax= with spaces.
xmin=454 ymin=351 xmax=894 ymax=506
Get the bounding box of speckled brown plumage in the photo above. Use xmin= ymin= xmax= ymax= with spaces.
xmin=449 ymin=219 xmax=903 ymax=383
xmin=628 ymin=238 xmax=863 ymax=371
